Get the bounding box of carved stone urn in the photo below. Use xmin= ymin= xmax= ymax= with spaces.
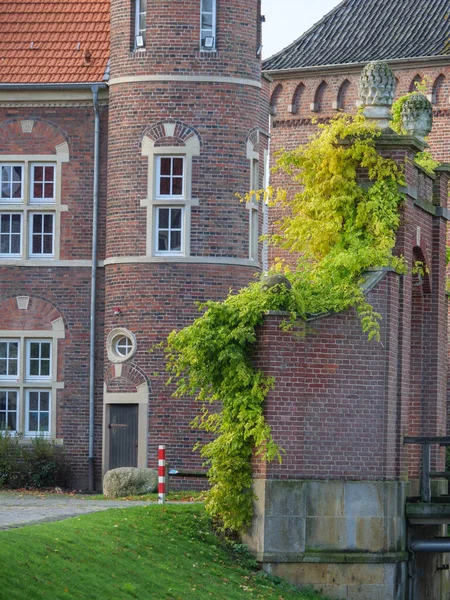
xmin=359 ymin=61 xmax=396 ymax=129
xmin=401 ymin=92 xmax=433 ymax=141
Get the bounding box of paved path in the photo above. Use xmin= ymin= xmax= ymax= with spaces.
xmin=0 ymin=492 xmax=151 ymax=530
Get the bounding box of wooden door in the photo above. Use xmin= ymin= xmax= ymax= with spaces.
xmin=108 ymin=404 xmax=138 ymax=469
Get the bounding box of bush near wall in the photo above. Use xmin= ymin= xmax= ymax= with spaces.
xmin=0 ymin=432 xmax=70 ymax=489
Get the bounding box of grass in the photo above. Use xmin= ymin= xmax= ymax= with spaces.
xmin=0 ymin=504 xmax=331 ymax=600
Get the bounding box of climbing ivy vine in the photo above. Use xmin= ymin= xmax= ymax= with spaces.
xmin=166 ymin=112 xmax=407 ymax=533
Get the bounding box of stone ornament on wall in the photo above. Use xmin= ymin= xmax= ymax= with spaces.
xmin=358 ymin=61 xmax=396 ymax=130
xmin=401 ymin=92 xmax=433 ymax=142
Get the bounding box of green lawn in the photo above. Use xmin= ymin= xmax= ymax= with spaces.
xmin=0 ymin=504 xmax=330 ymax=600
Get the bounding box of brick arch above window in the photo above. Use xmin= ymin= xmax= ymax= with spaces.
xmin=0 ymin=295 xmax=67 ymax=332
xmin=141 ymin=121 xmax=202 ymax=150
xmin=104 ymin=362 xmax=149 ymax=393
xmin=0 ymin=117 xmax=70 ymax=157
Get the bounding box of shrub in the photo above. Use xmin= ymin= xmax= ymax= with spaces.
xmin=0 ymin=431 xmax=70 ymax=489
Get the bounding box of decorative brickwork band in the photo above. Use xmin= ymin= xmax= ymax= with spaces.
xmin=158 ymin=445 xmax=166 ymax=504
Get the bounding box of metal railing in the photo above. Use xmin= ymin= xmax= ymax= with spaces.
xmin=404 ymin=436 xmax=450 ymax=502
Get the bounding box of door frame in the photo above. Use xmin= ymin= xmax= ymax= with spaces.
xmin=102 ymin=382 xmax=149 ymax=476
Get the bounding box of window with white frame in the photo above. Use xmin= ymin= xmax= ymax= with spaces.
xmin=134 ymin=0 xmax=147 ymax=48
xmin=200 ymin=0 xmax=216 ymax=49
xmin=156 ymin=207 xmax=184 ymax=254
xmin=156 ymin=156 xmax=185 ymax=199
xmin=0 ymin=161 xmax=57 ymax=260
xmin=0 ymin=337 xmax=56 ymax=436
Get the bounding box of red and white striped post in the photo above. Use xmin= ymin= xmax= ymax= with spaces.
xmin=158 ymin=445 xmax=166 ymax=504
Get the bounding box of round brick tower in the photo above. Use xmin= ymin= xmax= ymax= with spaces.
xmin=102 ymin=0 xmax=268 ymax=483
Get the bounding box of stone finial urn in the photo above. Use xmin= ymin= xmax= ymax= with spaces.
xmin=358 ymin=61 xmax=396 ymax=129
xmin=401 ymin=92 xmax=433 ymax=141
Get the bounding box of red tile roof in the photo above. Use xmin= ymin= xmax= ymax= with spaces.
xmin=0 ymin=1 xmax=110 ymax=84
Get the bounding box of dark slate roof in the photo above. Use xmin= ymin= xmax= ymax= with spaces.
xmin=263 ymin=0 xmax=450 ymax=72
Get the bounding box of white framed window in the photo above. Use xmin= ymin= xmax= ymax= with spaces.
xmin=26 ymin=340 xmax=52 ymax=381
xmin=26 ymin=390 xmax=50 ymax=436
xmin=0 ymin=340 xmax=19 ymax=379
xmin=0 ymin=330 xmax=62 ymax=438
xmin=29 ymin=213 xmax=54 ymax=257
xmin=0 ymin=154 xmax=66 ymax=262
xmin=0 ymin=164 xmax=23 ymax=202
xmin=156 ymin=156 xmax=185 ymax=199
xmin=0 ymin=390 xmax=19 ymax=433
xmin=116 ymin=336 xmax=133 ymax=357
xmin=155 ymin=207 xmax=184 ymax=254
xmin=0 ymin=214 xmax=22 ymax=257
xmin=200 ymin=0 xmax=216 ymax=49
xmin=30 ymin=164 xmax=56 ymax=203
xmin=134 ymin=0 xmax=147 ymax=48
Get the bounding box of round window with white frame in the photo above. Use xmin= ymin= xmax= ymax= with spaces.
xmin=107 ymin=328 xmax=137 ymax=364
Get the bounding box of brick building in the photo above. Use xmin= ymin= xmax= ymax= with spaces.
xmin=0 ymin=0 xmax=268 ymax=489
xmin=263 ymin=0 xmax=450 ymax=267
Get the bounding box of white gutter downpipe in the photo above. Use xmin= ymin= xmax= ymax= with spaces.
xmin=89 ymin=85 xmax=101 ymax=491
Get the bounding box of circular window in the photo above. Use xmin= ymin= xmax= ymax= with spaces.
xmin=107 ymin=328 xmax=136 ymax=364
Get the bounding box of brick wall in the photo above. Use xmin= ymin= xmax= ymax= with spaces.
xmin=252 ymin=147 xmax=449 ymax=483
xmin=0 ymin=106 xmax=107 ymax=488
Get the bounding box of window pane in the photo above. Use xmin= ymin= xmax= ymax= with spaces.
xmin=9 ymin=343 xmax=18 ymax=359
xmin=0 ymin=343 xmax=6 ymax=359
xmin=172 ymin=158 xmax=183 ymax=176
xmin=8 ymin=392 xmax=17 ymax=410
xmin=2 ymin=183 xmax=11 ymax=199
xmin=43 ymin=235 xmax=53 ymax=254
xmin=30 ymin=343 xmax=40 ymax=359
xmin=12 ymin=181 xmax=21 ymax=199
xmin=7 ymin=412 xmax=17 ymax=431
xmin=160 ymin=158 xmax=171 ymax=176
xmin=158 ymin=231 xmax=169 ymax=252
xmin=0 ymin=237 xmax=8 ymax=254
xmin=34 ymin=166 xmax=43 ymax=182
xmin=0 ymin=391 xmax=6 ymax=410
xmin=172 ymin=177 xmax=183 ymax=196
xmin=33 ymin=215 xmax=42 ymax=232
xmin=29 ymin=360 xmax=40 ymax=376
xmin=159 ymin=177 xmax=171 ymax=196
xmin=43 ymin=215 xmax=53 ymax=233
xmin=44 ymin=167 xmax=54 ymax=181
xmin=33 ymin=183 xmax=43 ymax=198
xmin=40 ymin=359 xmax=50 ymax=377
xmin=2 ymin=166 xmax=10 ymax=181
xmin=202 ymin=13 xmax=213 ymax=29
xmin=32 ymin=235 xmax=41 ymax=255
xmin=44 ymin=183 xmax=54 ymax=199
xmin=29 ymin=412 xmax=39 ymax=431
xmin=171 ymin=209 xmax=182 ymax=229
xmin=40 ymin=392 xmax=50 ymax=411
xmin=29 ymin=392 xmax=39 ymax=411
xmin=0 ymin=216 xmax=8 ymax=233
xmin=11 ymin=215 xmax=21 ymax=233
xmin=41 ymin=343 xmax=50 ymax=359
xmin=12 ymin=167 xmax=21 ymax=182
xmin=159 ymin=208 xmax=169 ymax=229
xmin=171 ymin=231 xmax=181 ymax=252
xmin=40 ymin=412 xmax=49 ymax=432
xmin=0 ymin=414 xmax=6 ymax=429
xmin=202 ymin=0 xmax=213 ymax=11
